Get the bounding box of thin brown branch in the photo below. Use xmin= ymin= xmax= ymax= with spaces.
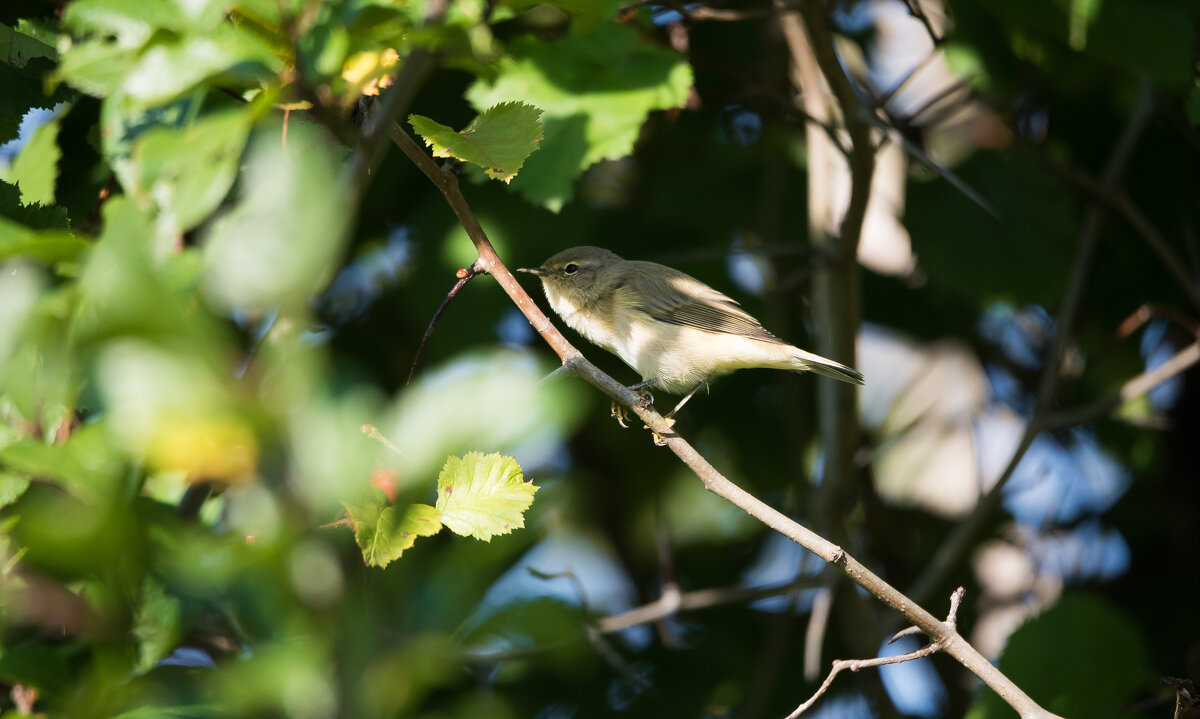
xmin=1036 ymin=339 xmax=1200 ymax=432
xmin=393 ymin=121 xmax=1060 ymax=719
xmin=787 ymin=588 xmax=965 ymax=718
xmin=596 ymin=575 xmax=823 ymax=634
xmin=407 ymin=260 xmax=484 ymax=385
xmin=905 ymin=79 xmax=1157 ymax=612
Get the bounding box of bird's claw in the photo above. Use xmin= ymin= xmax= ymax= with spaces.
xmin=611 ymin=400 xmax=631 ymax=428
xmin=632 ymin=388 xmax=654 ymax=408
xmin=648 ymin=416 xmax=676 ymax=446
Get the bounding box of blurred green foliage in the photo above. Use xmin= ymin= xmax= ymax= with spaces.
xmin=0 ymin=0 xmax=1198 ymax=717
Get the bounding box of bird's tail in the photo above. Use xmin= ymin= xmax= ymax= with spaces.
xmin=790 ymin=348 xmax=864 ymax=385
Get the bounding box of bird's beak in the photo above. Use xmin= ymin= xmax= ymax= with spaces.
xmin=517 ymin=266 xmax=547 ymax=277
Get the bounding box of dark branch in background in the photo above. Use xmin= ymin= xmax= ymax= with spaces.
xmin=343 ymin=0 xmax=450 ymax=203
xmin=1031 ymin=151 xmax=1200 ymax=312
xmin=390 ymin=120 xmax=1061 ymax=719
xmin=596 ymin=575 xmax=823 ymax=634
xmin=407 ymin=260 xmax=483 ymax=385
xmin=787 ymin=588 xmax=965 ymax=718
xmin=904 ymin=79 xmax=1157 ymax=613
xmin=777 ymin=0 xmax=881 ymax=698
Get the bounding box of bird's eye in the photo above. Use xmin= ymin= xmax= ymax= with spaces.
xmin=563 ymin=263 xmax=580 ymax=275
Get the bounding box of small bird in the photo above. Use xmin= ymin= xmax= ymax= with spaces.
xmin=518 ymin=246 xmax=863 ymax=422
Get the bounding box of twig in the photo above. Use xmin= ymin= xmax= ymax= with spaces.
xmin=1036 ymin=339 xmax=1200 ymax=432
xmin=360 ymin=424 xmax=403 ymax=456
xmin=392 ymin=120 xmax=1061 ymax=719
xmin=904 ymin=78 xmax=1156 ymax=613
xmin=596 ymin=575 xmax=822 ymax=634
xmin=407 ymin=261 xmax=484 ymax=385
xmin=873 ymin=50 xmax=941 ymax=110
xmin=786 ymin=588 xmax=965 ymax=718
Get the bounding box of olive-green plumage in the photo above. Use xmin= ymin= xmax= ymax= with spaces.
xmin=518 ymin=246 xmax=863 ymax=397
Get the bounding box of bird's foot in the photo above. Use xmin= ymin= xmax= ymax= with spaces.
xmin=648 ymin=416 xmax=676 ymax=446
xmin=610 ymin=400 xmax=631 ymax=429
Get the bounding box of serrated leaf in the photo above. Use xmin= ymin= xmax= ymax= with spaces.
xmin=8 ymin=114 xmax=61 ymax=207
xmin=349 ymin=500 xmax=443 ymax=568
xmin=435 ymin=452 xmax=536 ymax=541
xmin=409 ymin=102 xmax=543 ymax=183
xmin=465 ymin=24 xmax=692 ymax=210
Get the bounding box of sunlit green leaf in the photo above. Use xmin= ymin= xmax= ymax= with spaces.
xmin=7 ymin=114 xmax=61 ymax=207
xmin=409 ymin=102 xmax=543 ymax=183
xmin=349 ymin=499 xmax=442 ymax=567
xmin=436 ymin=452 xmax=536 ymax=542
xmin=465 ymin=24 xmax=692 ymax=211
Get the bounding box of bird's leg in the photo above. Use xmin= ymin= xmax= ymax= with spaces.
xmin=627 ymin=380 xmax=656 ymax=408
xmin=665 ymin=382 xmax=707 ymax=420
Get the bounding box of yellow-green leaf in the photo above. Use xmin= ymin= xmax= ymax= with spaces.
xmin=348 ymin=501 xmax=443 ymax=568
xmin=408 ymin=102 xmax=543 ymax=183
xmin=435 ymin=452 xmax=536 ymax=541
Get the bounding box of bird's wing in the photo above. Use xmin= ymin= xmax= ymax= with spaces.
xmin=615 ymin=263 xmax=786 ymax=345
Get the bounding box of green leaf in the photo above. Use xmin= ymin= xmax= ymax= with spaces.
xmin=0 ymin=58 xmax=72 ymax=144
xmin=0 ymin=179 xmax=70 ymax=229
xmin=58 ymin=22 xmax=279 ymax=103
xmin=7 ymin=114 xmax=61 ymax=206
xmin=0 ymin=22 xmax=57 ymax=67
xmin=409 ymin=102 xmax=544 ymax=183
xmin=133 ymin=578 xmax=182 ymax=674
xmin=966 ymin=592 xmax=1152 ymax=719
xmin=435 ymin=452 xmax=536 ymax=541
xmin=64 ymin=0 xmax=229 ymax=41
xmin=0 ymin=424 xmax=125 ymax=504
xmin=465 ymin=24 xmax=692 ymax=211
xmin=0 ymin=216 xmax=85 ymax=264
xmin=129 ymin=108 xmax=252 ymax=233
xmin=349 ymin=500 xmax=443 ymax=567
xmin=0 ymin=473 xmax=31 ymax=509
xmin=202 ymin=124 xmax=349 ymax=313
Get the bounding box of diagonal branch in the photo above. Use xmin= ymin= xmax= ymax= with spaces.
xmin=391 ymin=121 xmax=1061 ymax=719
